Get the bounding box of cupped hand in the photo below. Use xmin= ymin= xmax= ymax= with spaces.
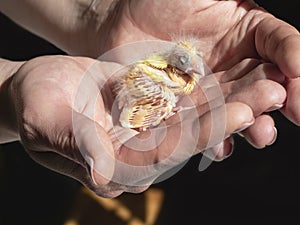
xmin=87 ymin=0 xmax=299 ymax=152
xmin=8 ymin=50 xmax=287 ymax=197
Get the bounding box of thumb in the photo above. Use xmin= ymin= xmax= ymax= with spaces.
xmin=72 ymin=110 xmax=115 ymax=186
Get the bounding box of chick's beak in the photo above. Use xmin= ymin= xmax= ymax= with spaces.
xmin=185 ymin=56 xmax=205 ymax=76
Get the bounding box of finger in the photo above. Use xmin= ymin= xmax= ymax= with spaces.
xmin=280 ymin=77 xmax=300 ymax=125
xmin=256 ymin=16 xmax=300 ymax=78
xmin=195 ymin=102 xmax=254 ymax=151
xmin=202 ymin=136 xmax=234 ymax=162
xmin=239 ymin=114 xmax=277 ymax=149
xmin=146 ymin=101 xmax=252 ymax=158
xmin=114 ymin=102 xmax=253 ymax=187
xmin=221 ymin=61 xmax=285 ymax=84
xmin=217 ymin=62 xmax=286 ymax=147
xmin=214 ymin=63 xmax=286 ymax=116
xmin=226 ymin=63 xmax=286 ymax=115
xmin=219 ymin=58 xmax=261 ymax=83
xmin=227 ymin=78 xmax=286 ymax=116
xmin=28 ymin=102 xmax=117 ymax=189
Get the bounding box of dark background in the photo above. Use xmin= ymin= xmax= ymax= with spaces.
xmin=0 ymin=1 xmax=299 ymax=225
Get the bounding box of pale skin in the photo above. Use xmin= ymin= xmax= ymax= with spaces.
xmin=0 ymin=0 xmax=299 ymax=197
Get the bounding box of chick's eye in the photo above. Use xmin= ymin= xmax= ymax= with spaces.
xmin=179 ymin=54 xmax=189 ymax=66
xmin=196 ymin=52 xmax=202 ymax=58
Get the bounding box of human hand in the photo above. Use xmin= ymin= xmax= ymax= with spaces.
xmin=90 ymin=0 xmax=299 ymax=152
xmin=4 ymin=53 xmax=278 ymax=197
xmin=2 ymin=0 xmax=297 ymax=157
xmin=0 ymin=0 xmax=296 ymax=197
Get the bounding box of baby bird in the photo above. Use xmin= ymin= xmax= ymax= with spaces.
xmin=115 ymin=41 xmax=205 ymax=131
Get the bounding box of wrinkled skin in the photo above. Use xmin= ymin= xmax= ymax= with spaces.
xmin=4 ymin=0 xmax=300 ymax=197
xmin=10 ymin=55 xmax=257 ymax=197
xmin=90 ymin=0 xmax=299 ymax=156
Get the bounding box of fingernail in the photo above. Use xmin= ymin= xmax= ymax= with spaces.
xmin=84 ymin=155 xmax=97 ymax=185
xmin=265 ymin=104 xmax=284 ymax=112
xmin=237 ymin=132 xmax=244 ymax=138
xmin=233 ymin=119 xmax=255 ymax=134
xmin=224 ymin=138 xmax=234 ymax=159
xmin=267 ymin=127 xmax=277 ymax=146
xmin=202 ymin=143 xmax=223 ymax=162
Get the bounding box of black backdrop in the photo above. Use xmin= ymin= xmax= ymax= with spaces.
xmin=0 ymin=1 xmax=300 ymax=225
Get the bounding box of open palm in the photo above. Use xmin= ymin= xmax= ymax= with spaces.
xmin=94 ymin=0 xmax=293 ymax=71
xmin=3 ymin=0 xmax=299 ymax=198
xmin=12 ymin=53 xmax=258 ymax=198
xmin=89 ymin=0 xmax=298 ymax=147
